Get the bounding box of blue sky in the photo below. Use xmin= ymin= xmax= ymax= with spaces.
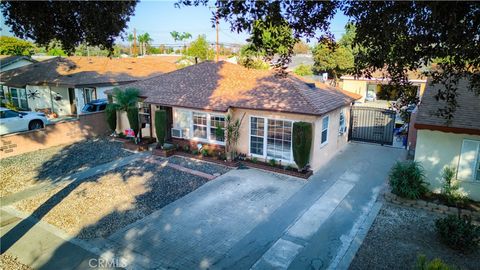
xmin=1 ymin=1 xmax=350 ymax=46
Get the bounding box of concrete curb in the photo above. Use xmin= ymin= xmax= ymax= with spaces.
xmin=333 ymin=201 xmax=383 ymax=270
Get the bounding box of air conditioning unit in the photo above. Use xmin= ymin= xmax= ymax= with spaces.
xmin=339 ymin=126 xmax=347 ymax=135
xmin=171 ymin=128 xmax=183 ymax=138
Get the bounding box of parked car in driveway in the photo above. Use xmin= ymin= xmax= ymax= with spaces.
xmin=81 ymin=99 xmax=107 ymax=113
xmin=0 ymin=107 xmax=49 ymax=135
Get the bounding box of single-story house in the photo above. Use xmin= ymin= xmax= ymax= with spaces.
xmin=0 ymin=55 xmax=37 ymax=72
xmin=115 ymin=61 xmax=361 ymax=171
xmin=0 ymin=56 xmax=176 ymax=116
xmin=413 ymin=78 xmax=480 ymax=201
xmin=340 ymin=71 xmax=428 ymax=104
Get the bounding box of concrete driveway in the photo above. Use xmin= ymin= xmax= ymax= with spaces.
xmin=106 ymin=142 xmax=404 ymax=270
xmin=107 ymin=168 xmax=305 ymax=269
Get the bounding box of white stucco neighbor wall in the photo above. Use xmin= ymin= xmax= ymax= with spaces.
xmin=96 ymin=86 xmax=116 ymax=100
xmin=25 ymin=85 xmax=71 ymax=115
xmin=415 ymin=129 xmax=480 ymax=201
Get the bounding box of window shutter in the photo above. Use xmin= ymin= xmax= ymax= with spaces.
xmin=457 ymin=140 xmax=480 ymax=181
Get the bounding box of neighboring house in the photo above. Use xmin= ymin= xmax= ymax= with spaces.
xmin=413 ymin=78 xmax=480 ymax=201
xmin=115 ymin=61 xmax=361 ymax=171
xmin=0 ymin=56 xmax=176 ymax=116
xmin=340 ymin=71 xmax=428 ymax=104
xmin=0 ymin=55 xmax=37 ymax=72
xmin=286 ymin=54 xmax=314 ymax=72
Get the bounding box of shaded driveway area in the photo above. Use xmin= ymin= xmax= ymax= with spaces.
xmin=106 ymin=143 xmax=404 ymax=270
xmin=107 ymin=169 xmax=305 ymax=269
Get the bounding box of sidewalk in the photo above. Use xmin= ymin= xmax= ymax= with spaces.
xmin=0 ymin=207 xmax=105 ymax=270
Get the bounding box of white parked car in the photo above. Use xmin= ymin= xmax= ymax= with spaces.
xmin=0 ymin=107 xmax=49 ymax=135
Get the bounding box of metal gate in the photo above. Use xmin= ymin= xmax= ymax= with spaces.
xmin=349 ymin=106 xmax=396 ymax=145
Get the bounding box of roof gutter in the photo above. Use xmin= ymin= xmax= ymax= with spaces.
xmin=414 ymin=123 xmax=480 ymax=136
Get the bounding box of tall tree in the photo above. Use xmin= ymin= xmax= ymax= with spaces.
xmin=0 ymin=36 xmax=34 ymax=56
xmin=127 ymin=33 xmax=134 ymax=55
xmin=0 ymin=1 xmax=137 ymax=54
xmin=177 ymin=0 xmax=480 ymax=119
xmin=138 ymin=33 xmax=153 ymax=55
xmin=293 ymin=41 xmax=310 ymax=55
xmin=186 ymin=35 xmax=213 ymax=62
xmin=170 ymin=31 xmax=192 ymax=53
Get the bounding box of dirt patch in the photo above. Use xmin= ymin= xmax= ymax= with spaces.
xmin=0 ymin=138 xmax=131 ymax=197
xmin=0 ymin=254 xmax=33 ymax=270
xmin=14 ymin=160 xmax=208 ymax=239
xmin=349 ymin=203 xmax=479 ymax=270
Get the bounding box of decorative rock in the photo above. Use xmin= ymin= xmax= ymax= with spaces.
xmin=416 ymin=200 xmax=427 ymax=207
xmin=437 ymin=205 xmax=449 ymax=211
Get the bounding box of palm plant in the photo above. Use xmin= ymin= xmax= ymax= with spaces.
xmin=225 ymin=113 xmax=245 ymax=161
xmin=138 ymin=33 xmax=153 ymax=55
xmin=109 ymin=87 xmax=140 ymax=137
xmin=127 ymin=33 xmax=134 ymax=55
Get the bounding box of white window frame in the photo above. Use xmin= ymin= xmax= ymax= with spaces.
xmin=192 ymin=112 xmax=208 ymax=140
xmin=209 ymin=114 xmax=226 ymax=142
xmin=248 ymin=115 xmax=295 ymax=164
xmin=457 ymin=139 xmax=480 ymax=182
xmin=173 ymin=108 xmax=226 ymax=145
xmin=321 ymin=115 xmax=329 ymax=146
xmin=9 ymin=87 xmax=28 ymax=109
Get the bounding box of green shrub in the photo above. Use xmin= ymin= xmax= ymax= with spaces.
xmin=293 ymin=64 xmax=313 ymax=76
xmin=435 ymin=215 xmax=480 ymax=252
xmin=441 ymin=166 xmax=466 ymax=206
xmin=105 ymin=104 xmax=117 ymax=132
xmin=251 ymin=157 xmax=258 ymax=163
xmin=292 ymin=122 xmax=312 ymax=171
xmin=118 ymin=132 xmax=126 ymax=139
xmin=154 ymin=110 xmax=167 ymax=146
xmin=183 ymin=145 xmax=190 ymax=152
xmin=126 ymin=107 xmax=139 ymax=136
xmin=269 ymin=159 xmax=277 ymax=167
xmin=192 ymin=149 xmax=199 ymax=155
xmin=389 ymin=161 xmax=428 ymax=199
xmin=201 ymin=148 xmax=209 ymax=157
xmin=415 ymin=254 xmax=455 ymax=270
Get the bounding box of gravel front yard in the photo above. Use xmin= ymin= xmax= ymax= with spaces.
xmin=0 ymin=254 xmax=33 ymax=270
xmin=0 ymin=138 xmax=131 ymax=197
xmin=14 ymin=159 xmax=208 ymax=239
xmin=168 ymin=155 xmax=231 ymax=175
xmin=349 ymin=203 xmax=479 ymax=270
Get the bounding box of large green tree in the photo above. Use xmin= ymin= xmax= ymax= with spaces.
xmin=177 ymin=0 xmax=480 ymax=119
xmin=0 ymin=1 xmax=137 ymax=54
xmin=0 ymin=36 xmax=34 ymax=56
xmin=186 ymin=35 xmax=214 ymax=62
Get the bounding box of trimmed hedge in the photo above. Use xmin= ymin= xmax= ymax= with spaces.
xmin=292 ymin=122 xmax=312 ymax=170
xmin=155 ymin=110 xmax=167 ymax=146
xmin=126 ymin=107 xmax=139 ymax=136
xmin=105 ymin=104 xmax=117 ymax=132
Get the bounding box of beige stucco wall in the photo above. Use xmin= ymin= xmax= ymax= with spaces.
xmin=415 ymin=129 xmax=480 ymax=201
xmin=341 ymin=79 xmax=427 ymax=103
xmin=310 ymin=106 xmax=350 ymax=171
xmin=342 ymin=80 xmax=367 ymax=102
xmin=233 ymin=106 xmax=350 ymax=172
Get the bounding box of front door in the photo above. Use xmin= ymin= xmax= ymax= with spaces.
xmin=83 ymin=88 xmax=96 ymax=103
xmin=68 ymin=88 xmax=77 ymax=115
xmin=159 ymin=106 xmax=173 ymax=140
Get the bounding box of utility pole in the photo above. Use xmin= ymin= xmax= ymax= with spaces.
xmin=133 ymin=28 xmax=137 ymax=56
xmin=215 ymin=9 xmax=219 ymax=62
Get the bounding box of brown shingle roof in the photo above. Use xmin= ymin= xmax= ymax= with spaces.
xmin=120 ymin=61 xmax=358 ymax=116
xmin=415 ymin=78 xmax=480 ymax=133
xmin=0 ymin=56 xmax=177 ymax=87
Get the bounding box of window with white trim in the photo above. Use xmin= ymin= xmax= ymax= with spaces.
xmin=321 ymin=115 xmax=329 ymax=145
xmin=249 ymin=117 xmax=293 ymax=162
xmin=339 ymin=109 xmax=346 ymax=135
xmin=210 ymin=115 xmax=226 ymax=142
xmin=457 ymin=139 xmax=480 ymax=181
xmin=173 ymin=109 xmax=191 ymax=138
xmin=193 ymin=112 xmax=208 ymax=139
xmin=267 ymin=119 xmax=292 ymax=161
xmin=10 ymin=88 xmax=28 ymax=110
xmin=250 ymin=117 xmax=265 ymax=155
